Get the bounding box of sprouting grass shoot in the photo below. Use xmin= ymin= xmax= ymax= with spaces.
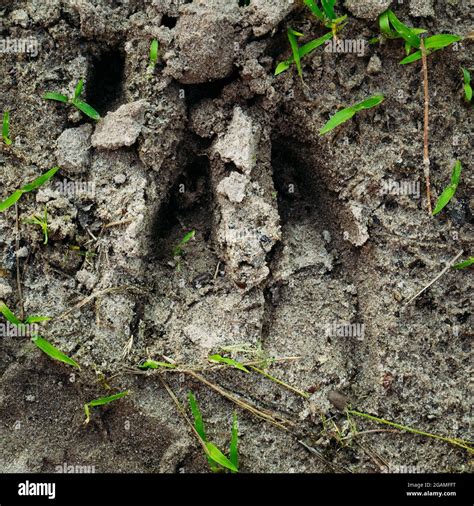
xmin=452 ymin=257 xmax=474 ymax=270
xmin=432 ymin=160 xmax=462 ymax=216
xmin=0 ymin=166 xmax=60 ymax=213
xmin=208 ymin=354 xmax=250 ymax=373
xmin=319 ymin=95 xmax=384 ymax=135
xmin=304 ymin=0 xmax=348 ymax=38
xmin=188 ymin=392 xmax=239 ymax=473
xmin=44 ymin=79 xmax=100 ymax=120
xmin=84 ymin=391 xmax=129 ymax=424
xmin=462 ymin=68 xmax=472 ymax=103
xmin=2 ymin=111 xmax=12 ymax=145
xmin=24 ymin=205 xmax=49 ymax=244
xmin=148 ymin=39 xmax=159 ymax=70
xmin=173 ymin=229 xmax=196 ymax=258
xmin=139 ymin=359 xmax=176 ymax=369
xmin=0 ymin=301 xmax=79 ymax=369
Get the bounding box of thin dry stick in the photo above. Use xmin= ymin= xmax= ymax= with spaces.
xmin=14 ymin=202 xmax=24 ymax=321
xmin=420 ymin=37 xmax=432 ymax=215
xmin=248 ymin=365 xmax=310 ymax=399
xmin=403 ymin=250 xmax=463 ymax=306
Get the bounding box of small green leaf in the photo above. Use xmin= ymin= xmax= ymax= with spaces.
xmin=452 ymin=257 xmax=474 ymax=270
xmin=432 ymin=161 xmax=462 ymax=216
xmin=21 ymin=166 xmax=60 ymax=192
xmin=320 ymin=95 xmax=384 ymax=135
xmin=208 ymin=354 xmax=249 ymax=373
xmin=3 ymin=111 xmax=12 ymax=145
xmin=387 ymin=10 xmax=421 ymax=48
xmin=43 ymin=92 xmax=69 ymax=103
xmin=74 ymin=79 xmax=84 ymax=99
xmin=149 ymin=39 xmax=159 ymax=66
xmin=139 ymin=359 xmax=176 ymax=369
xmin=400 ymin=50 xmax=423 ymax=64
xmin=287 ymin=28 xmax=303 ymax=79
xmin=32 ymin=336 xmax=80 ymax=369
xmin=275 ymin=32 xmax=333 ymax=75
xmin=205 ymin=442 xmax=238 ymax=473
xmin=24 ymin=315 xmax=52 ymax=324
xmin=188 ymin=391 xmax=207 ymax=443
xmin=462 ymin=67 xmax=472 ymax=102
xmin=0 ymin=190 xmax=23 ymax=213
xmin=379 ymin=11 xmax=393 ymax=37
xmin=72 ymin=99 xmax=100 ymax=120
xmin=230 ymin=412 xmax=239 ymax=473
xmin=424 ymin=34 xmax=462 ymax=50
xmin=0 ymin=301 xmax=23 ymax=325
xmin=84 ymin=390 xmax=129 ymax=423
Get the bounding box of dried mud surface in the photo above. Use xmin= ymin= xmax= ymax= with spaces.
xmin=0 ymin=0 xmax=472 ymax=474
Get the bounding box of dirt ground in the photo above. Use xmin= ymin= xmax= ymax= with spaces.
xmin=0 ymin=0 xmax=472 ymax=474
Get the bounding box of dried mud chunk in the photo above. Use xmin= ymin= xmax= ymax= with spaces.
xmin=56 ymin=124 xmax=92 ymax=174
xmin=91 ymin=101 xmax=148 ymax=150
xmin=344 ymin=0 xmax=392 ymax=20
xmin=246 ymin=0 xmax=296 ymax=37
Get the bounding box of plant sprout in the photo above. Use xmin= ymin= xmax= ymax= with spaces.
xmin=0 ymin=301 xmax=79 ymax=369
xmin=452 ymin=257 xmax=474 ymax=270
xmin=139 ymin=359 xmax=176 ymax=369
xmin=0 ymin=166 xmax=60 ymax=213
xmin=188 ymin=391 xmax=239 ymax=473
xmin=84 ymin=391 xmax=129 ymax=424
xmin=462 ymin=67 xmax=472 ymax=103
xmin=400 ymin=34 xmax=462 ymax=64
xmin=44 ymin=79 xmax=100 ymax=121
xmin=432 ymin=160 xmax=462 ymax=216
xmin=304 ymin=0 xmax=348 ymax=38
xmin=148 ymin=39 xmax=159 ymax=71
xmin=208 ymin=354 xmax=249 ymax=373
xmin=24 ymin=205 xmax=49 ymax=244
xmin=2 ymin=111 xmax=12 ymax=145
xmin=319 ymin=95 xmax=384 ymax=135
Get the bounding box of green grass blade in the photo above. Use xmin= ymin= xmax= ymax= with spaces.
xmin=304 ymin=0 xmax=325 ymax=21
xmin=188 ymin=391 xmax=207 ymax=442
xmin=387 ymin=10 xmax=421 ymax=48
xmin=3 ymin=111 xmax=12 ymax=145
xmin=74 ymin=79 xmax=84 ymax=99
xmin=208 ymin=354 xmax=249 ymax=373
xmin=0 ymin=301 xmax=23 ymax=325
xmin=0 ymin=190 xmax=23 ymax=213
xmin=21 ymin=166 xmax=60 ymax=192
xmin=149 ymin=39 xmax=159 ymax=66
xmin=321 ymin=0 xmax=336 ymax=20
xmin=379 ymin=11 xmax=393 ymax=37
xmin=139 ymin=359 xmax=176 ymax=369
xmin=275 ymin=32 xmax=333 ymax=76
xmin=320 ymin=107 xmax=356 ymax=135
xmin=452 ymin=257 xmax=474 ymax=270
xmin=424 ymin=34 xmax=462 ymax=50
xmin=87 ymin=390 xmax=129 ymax=407
xmin=32 ymin=336 xmax=80 ymax=369
xmin=230 ymin=412 xmax=239 ymax=472
xmin=353 ymin=94 xmax=385 ymax=111
xmin=205 ymin=442 xmax=238 ymax=473
xmin=72 ymin=99 xmax=100 ymax=120
xmin=432 ymin=161 xmax=462 ymax=216
xmin=287 ymin=28 xmax=303 ymax=79
xmin=462 ymin=67 xmax=472 ymax=102
xmin=24 ymin=315 xmax=52 ymax=324
xmin=400 ymin=50 xmax=422 ymax=64
xmin=43 ymin=92 xmax=69 ymax=103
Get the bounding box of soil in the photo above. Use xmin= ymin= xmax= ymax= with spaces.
xmin=0 ymin=0 xmax=472 ymax=474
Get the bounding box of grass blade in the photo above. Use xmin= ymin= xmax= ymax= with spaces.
xmin=353 ymin=94 xmax=385 ymax=111
xmin=21 ymin=166 xmax=60 ymax=192
xmin=205 ymin=442 xmax=238 ymax=473
xmin=188 ymin=391 xmax=207 ymax=442
xmin=24 ymin=315 xmax=52 ymax=324
xmin=287 ymin=28 xmax=303 ymax=79
xmin=139 ymin=359 xmax=176 ymax=369
xmin=43 ymin=92 xmax=69 ymax=103
xmin=149 ymin=39 xmax=159 ymax=67
xmin=462 ymin=67 xmax=472 ymax=102
xmin=321 ymin=0 xmax=336 ymax=20
xmin=72 ymin=99 xmax=100 ymax=121
xmin=230 ymin=412 xmax=239 ymax=473
xmin=452 ymin=257 xmax=474 ymax=270
xmin=32 ymin=336 xmax=80 ymax=369
xmin=424 ymin=34 xmax=462 ymax=50
xmin=304 ymin=0 xmax=325 ymax=21
xmin=84 ymin=390 xmax=129 ymax=423
xmin=387 ymin=10 xmax=421 ymax=48
xmin=0 ymin=301 xmax=23 ymax=325
xmin=74 ymin=79 xmax=84 ymax=99
xmin=2 ymin=111 xmax=12 ymax=145
xmin=320 ymin=108 xmax=356 ymax=135
xmin=209 ymin=354 xmax=249 ymax=372
xmin=0 ymin=190 xmax=23 ymax=213
xmin=432 ymin=161 xmax=462 ymax=216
